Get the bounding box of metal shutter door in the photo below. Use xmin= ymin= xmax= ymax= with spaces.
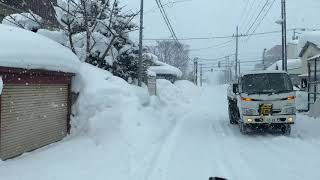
xmin=0 ymin=84 xmax=68 ymax=160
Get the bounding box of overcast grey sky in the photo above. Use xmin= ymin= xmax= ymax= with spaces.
xmin=122 ymin=0 xmax=320 ymax=70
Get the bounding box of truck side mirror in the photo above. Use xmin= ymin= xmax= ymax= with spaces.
xmin=232 ymin=84 xmax=239 ymax=94
xmin=301 ymin=79 xmax=307 ymax=89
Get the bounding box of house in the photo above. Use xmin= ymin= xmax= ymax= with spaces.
xmin=255 ymin=42 xmax=299 ymax=70
xmin=0 ymin=25 xmax=80 ymax=160
xmin=297 ymin=32 xmax=320 ymax=80
xmin=0 ymin=0 xmax=58 ymax=27
xmin=307 ymin=55 xmax=320 ymax=116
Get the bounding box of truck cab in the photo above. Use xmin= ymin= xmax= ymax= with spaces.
xmin=228 ymin=71 xmax=296 ymax=135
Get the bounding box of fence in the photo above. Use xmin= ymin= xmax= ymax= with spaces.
xmin=308 ymin=57 xmax=320 ymax=110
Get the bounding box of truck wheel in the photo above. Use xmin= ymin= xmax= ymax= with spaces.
xmin=281 ymin=124 xmax=291 ymax=136
xmin=240 ymin=123 xmax=248 ymax=134
xmin=228 ymin=100 xmax=238 ymax=124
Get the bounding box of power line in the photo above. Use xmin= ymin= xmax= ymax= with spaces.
xmin=247 ymin=0 xmax=276 ymax=41
xmin=158 ymin=0 xmax=178 ymax=40
xmin=189 ymin=39 xmax=233 ymax=51
xmin=240 ymin=0 xmax=258 ymax=32
xmin=144 ymin=27 xmax=320 ymax=42
xmin=143 ymin=28 xmax=300 ymax=41
xmin=238 ymin=0 xmax=251 ymax=24
xmin=245 ymin=0 xmax=270 ymax=35
xmin=197 ymin=54 xmax=235 ymax=61
xmin=154 ymin=0 xmax=178 ymax=42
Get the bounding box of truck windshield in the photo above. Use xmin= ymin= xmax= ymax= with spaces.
xmin=241 ymin=73 xmax=293 ymax=94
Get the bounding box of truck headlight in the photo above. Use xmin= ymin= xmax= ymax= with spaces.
xmin=242 ymin=108 xmax=258 ymax=116
xmin=283 ymin=107 xmax=296 ymax=114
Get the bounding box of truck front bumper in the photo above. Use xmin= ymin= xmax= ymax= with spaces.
xmin=242 ymin=115 xmax=295 ymax=124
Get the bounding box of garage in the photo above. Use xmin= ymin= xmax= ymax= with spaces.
xmin=0 ymin=25 xmax=80 ymax=160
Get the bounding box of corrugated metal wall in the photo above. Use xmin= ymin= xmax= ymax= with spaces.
xmin=0 ymin=84 xmax=69 ymax=160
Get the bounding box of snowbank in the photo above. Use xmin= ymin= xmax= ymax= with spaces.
xmin=0 ymin=24 xmax=80 ymax=73
xmin=309 ymin=100 xmax=320 ymax=118
xmin=267 ymin=59 xmax=301 ymax=71
xmin=174 ymin=80 xmax=201 ymax=100
xmin=71 ymin=63 xmax=150 ymax=135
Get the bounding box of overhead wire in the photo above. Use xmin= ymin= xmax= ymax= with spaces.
xmin=154 ymin=0 xmax=178 ymax=42
xmin=143 ymin=28 xmax=303 ymax=41
xmin=247 ymin=0 xmax=276 ymax=41
xmin=189 ymin=39 xmax=234 ymax=51
xmin=240 ymin=0 xmax=258 ymax=32
xmin=244 ymin=0 xmax=270 ymax=35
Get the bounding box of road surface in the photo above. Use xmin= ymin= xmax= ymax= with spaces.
xmin=148 ymin=85 xmax=320 ymax=180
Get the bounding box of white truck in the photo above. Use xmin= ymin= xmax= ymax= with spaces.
xmin=227 ymin=71 xmax=296 ymax=135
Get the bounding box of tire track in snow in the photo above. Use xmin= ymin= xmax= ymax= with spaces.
xmin=144 ymin=112 xmax=188 ymax=180
xmin=209 ymin=114 xmax=257 ymax=180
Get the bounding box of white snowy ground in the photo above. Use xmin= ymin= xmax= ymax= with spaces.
xmin=1 ymin=76 xmax=320 ymax=180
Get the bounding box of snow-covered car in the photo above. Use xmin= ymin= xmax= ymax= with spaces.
xmin=228 ymin=71 xmax=296 ymax=135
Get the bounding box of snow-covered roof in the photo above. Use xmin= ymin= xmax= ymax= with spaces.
xmin=241 ymin=70 xmax=287 ymax=76
xmin=298 ymin=31 xmax=320 ymax=55
xmin=307 ymin=53 xmax=320 ymax=61
xmin=0 ymin=24 xmax=80 ymax=73
xmin=149 ymin=60 xmax=182 ymax=77
xmin=267 ymin=59 xmax=301 ymax=71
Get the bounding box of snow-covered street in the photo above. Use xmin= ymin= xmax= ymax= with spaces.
xmin=1 ymin=82 xmax=320 ymax=180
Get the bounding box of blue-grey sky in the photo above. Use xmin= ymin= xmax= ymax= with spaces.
xmin=122 ymin=0 xmax=320 ymax=70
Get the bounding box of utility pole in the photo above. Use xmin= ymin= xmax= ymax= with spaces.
xmin=200 ymin=64 xmax=203 ymax=87
xmin=138 ymin=0 xmax=144 ymax=86
xmin=235 ymin=26 xmax=239 ymax=78
xmin=262 ymin=48 xmax=267 ymax=70
xmin=194 ymin=58 xmax=198 ymax=85
xmin=281 ymin=0 xmax=288 ymax=71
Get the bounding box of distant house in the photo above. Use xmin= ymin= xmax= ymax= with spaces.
xmin=267 ymin=59 xmax=301 ymax=85
xmin=255 ymin=42 xmax=299 ymax=70
xmin=0 ymin=0 xmax=58 ymax=27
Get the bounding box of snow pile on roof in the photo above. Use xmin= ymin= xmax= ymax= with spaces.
xmin=147 ymin=69 xmax=156 ymax=77
xmin=267 ymin=59 xmax=301 ymax=71
xmin=298 ymin=31 xmax=320 ymax=50
xmin=143 ymin=52 xmax=159 ymax=63
xmin=0 ymin=25 xmax=80 ymax=73
xmin=2 ymin=13 xmax=42 ymax=31
xmin=149 ymin=60 xmax=182 ymax=77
